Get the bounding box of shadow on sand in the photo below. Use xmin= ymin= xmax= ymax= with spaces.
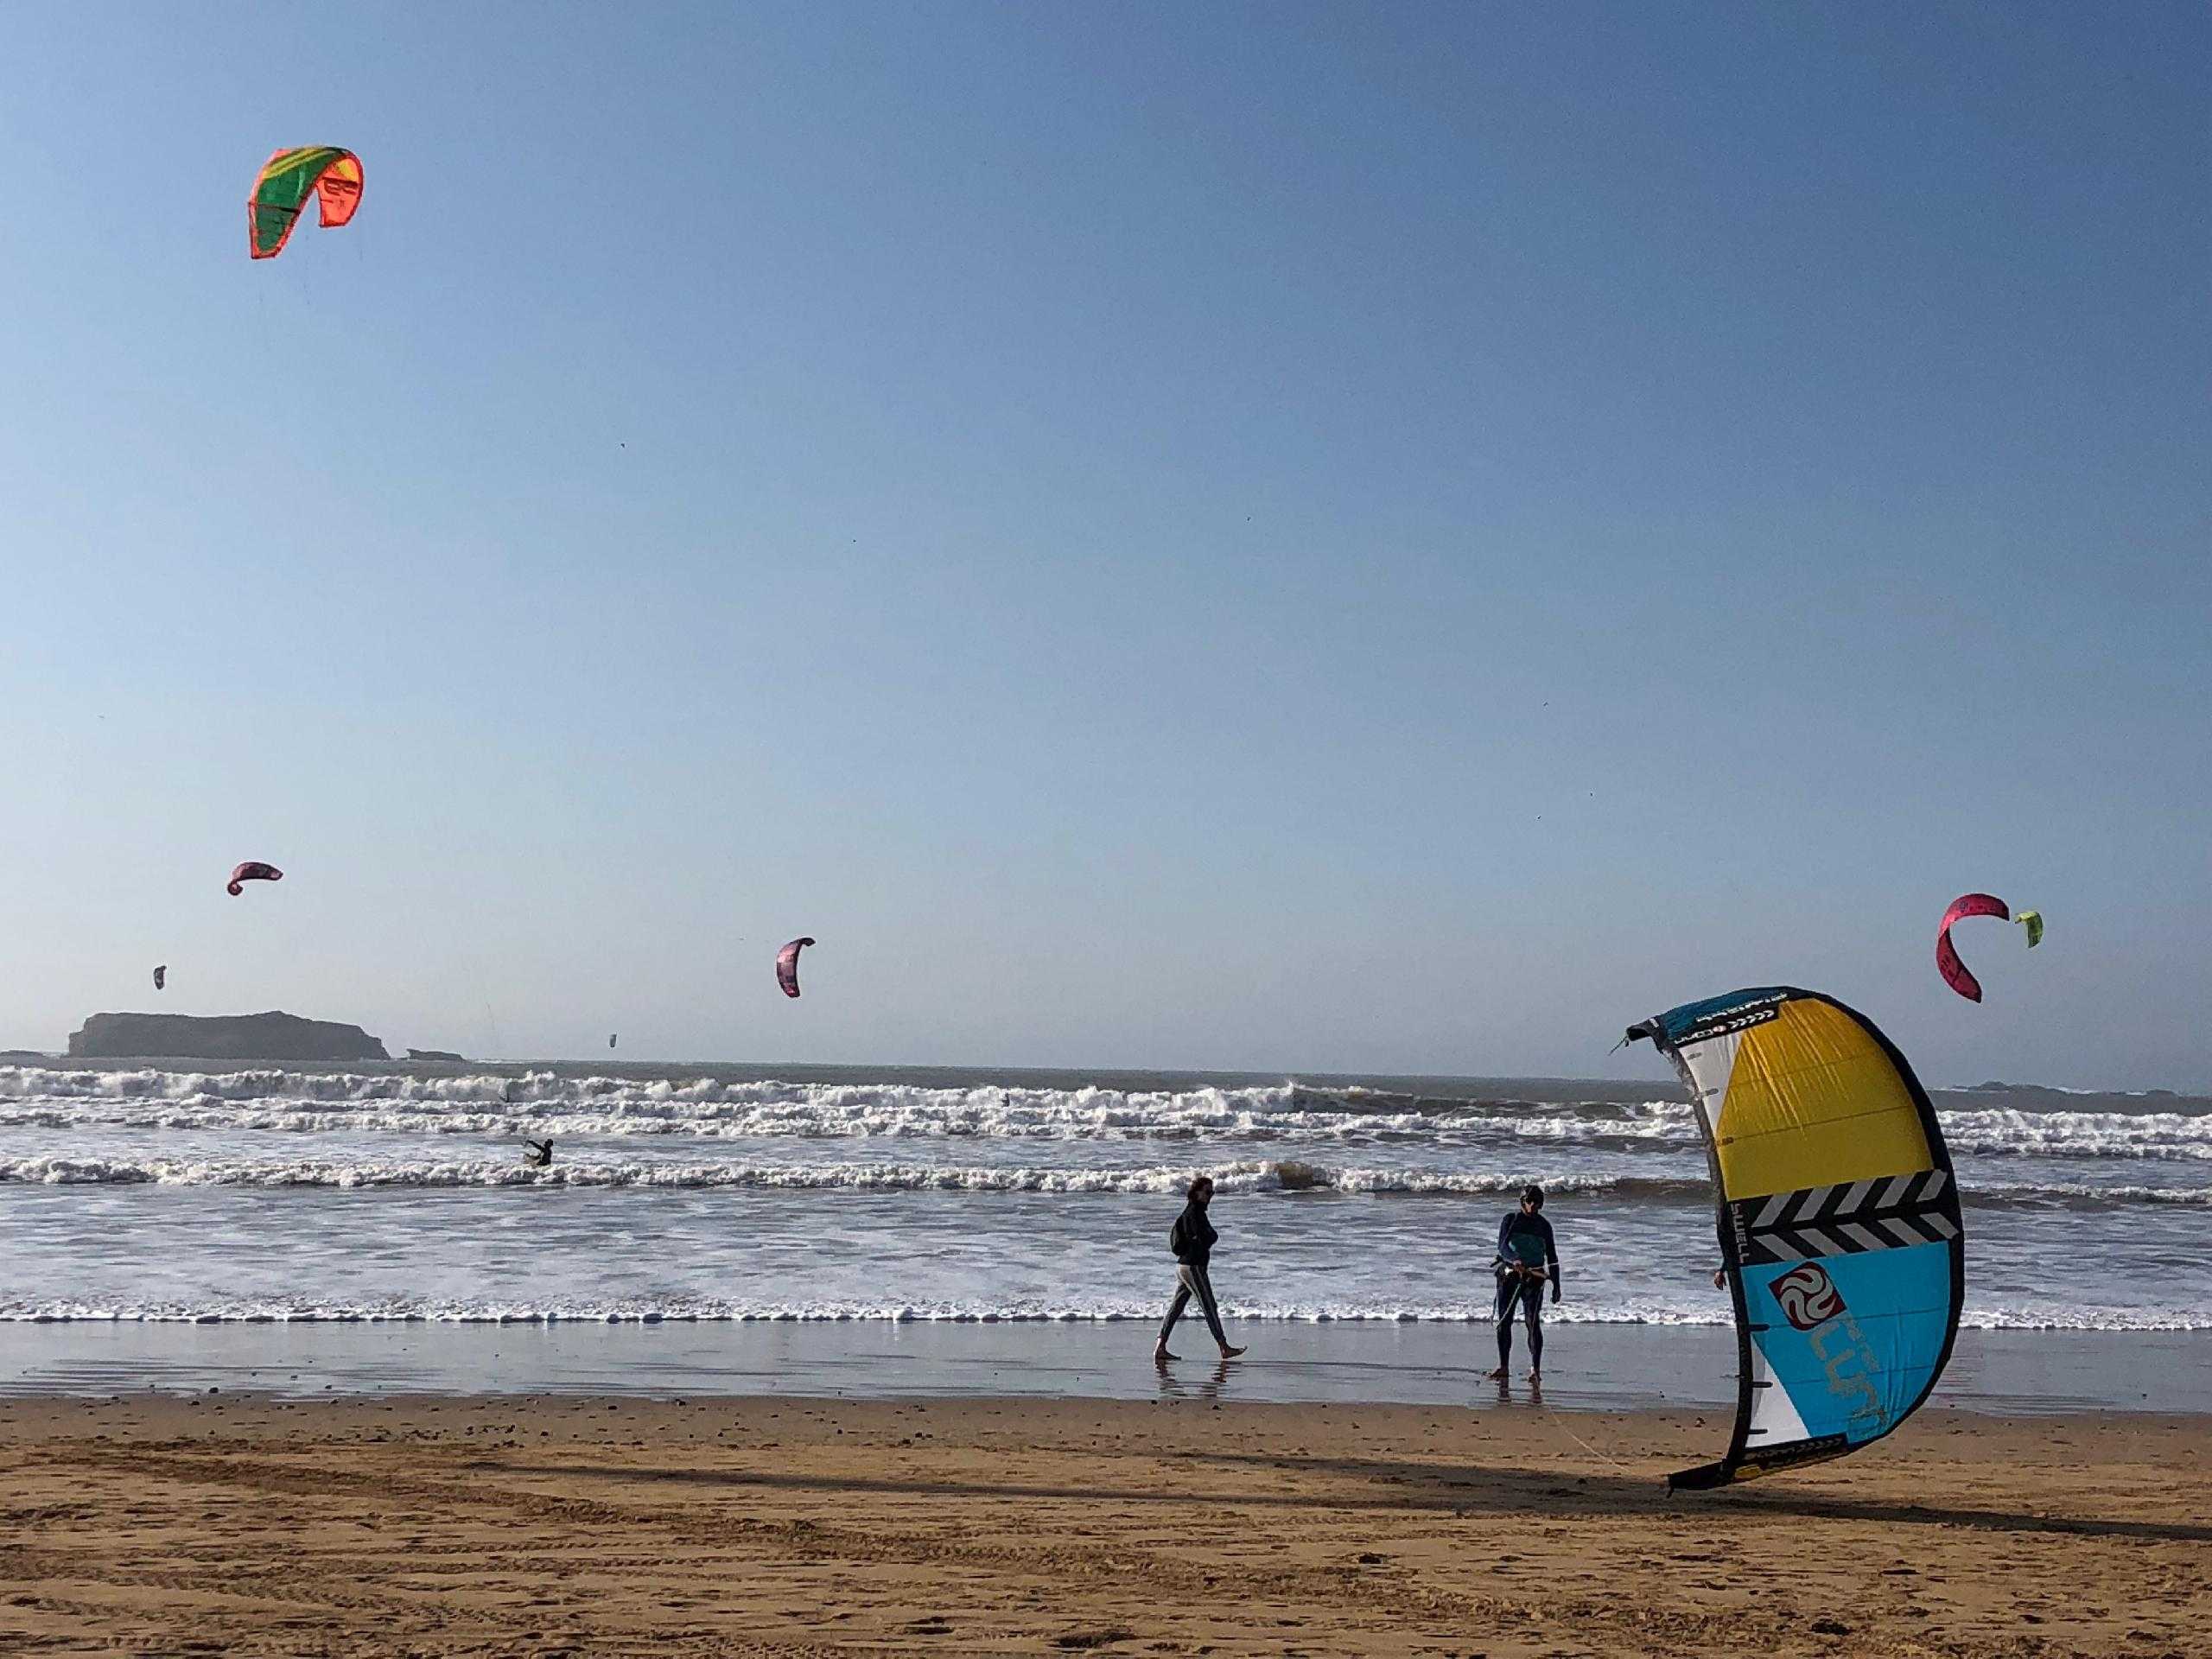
xmin=465 ymin=1452 xmax=2212 ymax=1547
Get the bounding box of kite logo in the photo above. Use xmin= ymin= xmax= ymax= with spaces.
xmin=1773 ymin=1263 xmax=1846 ymax=1331
xmin=1807 ymin=1302 xmax=1888 ymax=1430
xmin=1774 ymin=1264 xmax=1886 ymax=1429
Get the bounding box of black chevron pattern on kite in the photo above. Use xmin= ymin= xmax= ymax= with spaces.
xmin=1734 ymin=1170 xmax=1960 ymax=1264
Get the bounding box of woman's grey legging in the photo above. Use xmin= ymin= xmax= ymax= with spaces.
xmin=1159 ymin=1263 xmax=1227 ymax=1348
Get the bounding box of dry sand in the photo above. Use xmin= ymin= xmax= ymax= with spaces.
xmin=1 ymin=1394 xmax=2204 ymax=1657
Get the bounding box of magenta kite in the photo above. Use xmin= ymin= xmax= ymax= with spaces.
xmin=777 ymin=938 xmax=816 ymax=999
xmin=1936 ymin=893 xmax=2011 ymax=1002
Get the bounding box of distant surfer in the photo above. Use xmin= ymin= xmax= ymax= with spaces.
xmin=1154 ymin=1176 xmax=1246 ymax=1363
xmin=1486 ymin=1185 xmax=1560 ymax=1382
xmin=523 ymin=1139 xmax=554 ymax=1168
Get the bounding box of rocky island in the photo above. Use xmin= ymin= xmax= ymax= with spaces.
xmin=67 ymin=1011 xmax=391 ymax=1063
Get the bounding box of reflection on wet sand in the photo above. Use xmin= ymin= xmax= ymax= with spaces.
xmin=1154 ymin=1352 xmax=1234 ymax=1403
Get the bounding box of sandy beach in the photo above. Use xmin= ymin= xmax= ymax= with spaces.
xmin=3 ymin=1394 xmax=2204 ymax=1657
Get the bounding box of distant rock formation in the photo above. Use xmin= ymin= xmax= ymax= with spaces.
xmin=407 ymin=1048 xmax=467 ymax=1063
xmin=67 ymin=1011 xmax=390 ymax=1063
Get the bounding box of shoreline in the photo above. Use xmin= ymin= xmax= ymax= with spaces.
xmin=2 ymin=1394 xmax=2203 ymax=1656
xmin=6 ymin=1322 xmax=2207 ymax=1414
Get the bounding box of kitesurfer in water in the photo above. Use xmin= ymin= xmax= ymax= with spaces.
xmin=1486 ymin=1185 xmax=1560 ymax=1382
xmin=1154 ymin=1176 xmax=1246 ymax=1363
xmin=523 ymin=1139 xmax=554 ymax=1169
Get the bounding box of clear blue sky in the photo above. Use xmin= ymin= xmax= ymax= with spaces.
xmin=3 ymin=3 xmax=2204 ymax=1087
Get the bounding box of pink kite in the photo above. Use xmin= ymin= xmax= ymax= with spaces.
xmin=776 ymin=937 xmax=815 ymax=999
xmin=227 ymin=861 xmax=283 ymax=897
xmin=1936 ymin=893 xmax=2010 ymax=1002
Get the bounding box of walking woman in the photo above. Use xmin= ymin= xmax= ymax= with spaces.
xmin=1154 ymin=1176 xmax=1247 ymax=1363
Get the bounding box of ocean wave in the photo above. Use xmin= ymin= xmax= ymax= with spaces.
xmin=0 ymin=1101 xmax=1701 ymax=1147
xmin=3 ymin=1152 xmax=2204 ymax=1206
xmin=8 ymin=1067 xmax=2209 ymax=1163
xmin=0 ymin=1065 xmax=1324 ymax=1113
xmin=0 ymin=1153 xmax=1695 ymax=1196
xmin=1938 ymin=1108 xmax=2212 ymax=1159
xmin=0 ymin=1065 xmax=1696 ymax=1141
xmin=1 ymin=1301 xmax=2204 ymax=1331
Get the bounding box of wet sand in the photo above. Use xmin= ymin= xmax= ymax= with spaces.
xmin=2 ymin=1395 xmax=2205 ymax=1656
xmin=11 ymin=1321 xmax=2207 ymax=1415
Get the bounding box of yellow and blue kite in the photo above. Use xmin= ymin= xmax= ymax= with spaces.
xmin=1629 ymin=988 xmax=1964 ymax=1491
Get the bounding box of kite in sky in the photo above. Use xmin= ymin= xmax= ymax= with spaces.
xmin=153 ymin=965 xmax=167 ymax=992
xmin=777 ymin=938 xmax=815 ymax=999
xmin=1628 ymin=987 xmax=1963 ymax=1490
xmin=1936 ymin=893 xmax=2042 ymax=1002
xmin=248 ymin=148 xmax=363 ymax=259
xmin=226 ymin=861 xmax=283 ymax=897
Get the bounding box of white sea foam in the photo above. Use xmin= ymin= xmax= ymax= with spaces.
xmin=0 ymin=1065 xmax=1686 ymax=1139
xmin=2 ymin=1300 xmax=2204 ymax=1331
xmin=4 ymin=1152 xmax=2205 ymax=1208
xmin=0 ymin=1153 xmax=1707 ymax=1196
xmin=0 ymin=1101 xmax=1695 ymax=1144
xmin=6 ymin=1065 xmax=2209 ymax=1160
xmin=1938 ymin=1107 xmax=2212 ymax=1159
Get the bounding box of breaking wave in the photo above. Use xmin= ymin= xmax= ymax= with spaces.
xmin=3 ymin=1066 xmax=2207 ymax=1160
xmin=3 ymin=1153 xmax=2204 ymax=1207
xmin=0 ymin=1154 xmax=1696 ymax=1195
xmin=0 ymin=1065 xmax=1688 ymax=1141
xmin=2 ymin=1300 xmax=2204 ymax=1331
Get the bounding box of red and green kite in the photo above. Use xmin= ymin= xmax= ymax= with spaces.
xmin=248 ymin=148 xmax=363 ymax=260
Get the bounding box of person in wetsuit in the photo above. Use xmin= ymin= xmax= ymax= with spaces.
xmin=1487 ymin=1184 xmax=1560 ymax=1381
xmin=1154 ymin=1175 xmax=1247 ymax=1363
xmin=523 ymin=1139 xmax=554 ymax=1168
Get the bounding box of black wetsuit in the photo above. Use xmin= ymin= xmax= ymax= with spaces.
xmin=1159 ymin=1200 xmax=1227 ymax=1349
xmin=1494 ymin=1211 xmax=1560 ymax=1370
